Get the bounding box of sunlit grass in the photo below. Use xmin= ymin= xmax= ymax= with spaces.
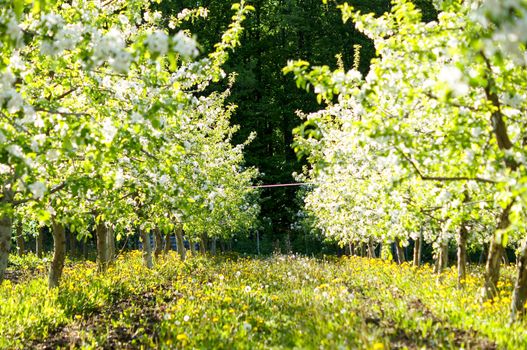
xmin=1 ymin=252 xmax=525 ymax=349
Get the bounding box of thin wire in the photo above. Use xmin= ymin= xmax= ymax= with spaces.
xmin=251 ymin=183 xmax=310 ymax=188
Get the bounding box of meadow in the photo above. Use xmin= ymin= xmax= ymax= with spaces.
xmin=1 ymin=252 xmax=524 ymax=349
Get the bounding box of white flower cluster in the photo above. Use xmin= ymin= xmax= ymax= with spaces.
xmin=92 ymin=28 xmax=132 ymax=73
xmin=173 ymin=31 xmax=199 ymax=59
xmin=0 ymin=70 xmax=24 ymax=113
xmin=473 ymin=0 xmax=527 ymax=65
xmin=145 ymin=30 xmax=169 ymax=56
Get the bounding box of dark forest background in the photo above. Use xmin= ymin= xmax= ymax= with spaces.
xmin=153 ymin=0 xmax=437 ymax=254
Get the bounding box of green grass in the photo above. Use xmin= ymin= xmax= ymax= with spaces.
xmin=0 ymin=252 xmax=523 ymax=349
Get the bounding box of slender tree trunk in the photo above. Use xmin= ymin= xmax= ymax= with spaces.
xmin=82 ymin=238 xmax=88 ymax=259
xmin=200 ymin=234 xmax=207 ymax=255
xmin=189 ymin=238 xmax=196 ymax=256
xmin=482 ymin=202 xmax=513 ymax=301
xmin=95 ymin=221 xmax=110 ymax=272
xmin=442 ymin=242 xmax=449 ymax=269
xmin=511 ymin=239 xmax=527 ymax=321
xmin=175 ymin=225 xmax=186 ymax=261
xmin=285 ymin=232 xmax=292 ymax=254
xmin=457 ymin=223 xmax=469 ymax=287
xmin=437 ymin=242 xmax=449 ymax=274
xmin=367 ymin=239 xmax=376 ymax=258
xmin=413 ymin=232 xmax=422 ymax=267
xmin=140 ymin=228 xmax=153 ymax=268
xmin=395 ymin=238 xmax=405 ymax=264
xmin=256 ymin=231 xmax=261 ymax=255
xmin=107 ymin=226 xmax=115 ymax=264
xmin=211 ymin=238 xmax=217 ymax=256
xmin=154 ymin=228 xmax=163 ymax=259
xmin=16 ymin=221 xmax=24 ymax=256
xmin=164 ymin=233 xmax=171 ymax=253
xmin=36 ymin=227 xmax=45 ymax=258
xmin=0 ymin=214 xmax=13 ymax=283
xmin=48 ymin=220 xmax=66 ymax=288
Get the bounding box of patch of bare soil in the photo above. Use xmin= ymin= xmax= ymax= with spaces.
xmin=29 ymin=286 xmax=182 ymax=349
xmin=364 ymin=298 xmax=497 ymax=350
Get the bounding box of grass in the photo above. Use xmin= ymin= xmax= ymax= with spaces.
xmin=0 ymin=252 xmax=524 ymax=349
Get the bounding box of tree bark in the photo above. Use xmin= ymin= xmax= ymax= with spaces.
xmin=140 ymin=228 xmax=153 ymax=268
xmin=95 ymin=221 xmax=110 ymax=272
xmin=164 ymin=232 xmax=171 ymax=253
xmin=36 ymin=227 xmax=45 ymax=258
xmin=395 ymin=238 xmax=405 ymax=264
xmin=189 ymin=238 xmax=196 ymax=256
xmin=106 ymin=225 xmax=115 ymax=264
xmin=16 ymin=221 xmax=24 ymax=256
xmin=48 ymin=220 xmax=66 ymax=288
xmin=211 ymin=238 xmax=217 ymax=255
xmin=0 ymin=214 xmax=13 ymax=283
xmin=154 ymin=228 xmax=163 ymax=259
xmin=175 ymin=225 xmax=186 ymax=261
xmin=82 ymin=238 xmax=88 ymax=259
xmin=511 ymin=239 xmax=527 ymax=321
xmin=482 ymin=202 xmax=513 ymax=300
xmin=413 ymin=231 xmax=422 ymax=266
xmin=457 ymin=223 xmax=469 ymax=287
xmin=367 ymin=239 xmax=376 ymax=258
xmin=436 ymin=242 xmax=449 ymax=274
xmin=200 ymin=234 xmax=207 ymax=255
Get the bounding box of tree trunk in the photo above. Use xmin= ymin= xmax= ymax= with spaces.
xmin=140 ymin=228 xmax=153 ymax=268
xmin=211 ymin=238 xmax=217 ymax=255
xmin=367 ymin=239 xmax=376 ymax=258
xmin=0 ymin=214 xmax=13 ymax=283
xmin=482 ymin=202 xmax=513 ymax=301
xmin=36 ymin=227 xmax=45 ymax=258
xmin=175 ymin=225 xmax=186 ymax=261
xmin=256 ymin=231 xmax=261 ymax=255
xmin=395 ymin=238 xmax=405 ymax=264
xmin=82 ymin=238 xmax=88 ymax=259
xmin=511 ymin=239 xmax=527 ymax=321
xmin=164 ymin=233 xmax=171 ymax=253
xmin=200 ymin=234 xmax=207 ymax=255
xmin=95 ymin=221 xmax=110 ymax=272
xmin=189 ymin=238 xmax=196 ymax=256
xmin=437 ymin=242 xmax=449 ymax=274
xmin=106 ymin=226 xmax=115 ymax=264
xmin=16 ymin=221 xmax=24 ymax=256
xmin=154 ymin=228 xmax=163 ymax=259
xmin=413 ymin=232 xmax=422 ymax=267
xmin=48 ymin=220 xmax=66 ymax=288
xmin=285 ymin=232 xmax=292 ymax=254
xmin=457 ymin=223 xmax=469 ymax=287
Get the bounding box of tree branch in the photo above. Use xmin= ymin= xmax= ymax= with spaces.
xmin=396 ymin=147 xmax=497 ymax=184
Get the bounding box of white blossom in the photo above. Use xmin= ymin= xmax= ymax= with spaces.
xmin=29 ymin=182 xmax=46 ymax=199
xmin=173 ymin=31 xmax=199 ymax=59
